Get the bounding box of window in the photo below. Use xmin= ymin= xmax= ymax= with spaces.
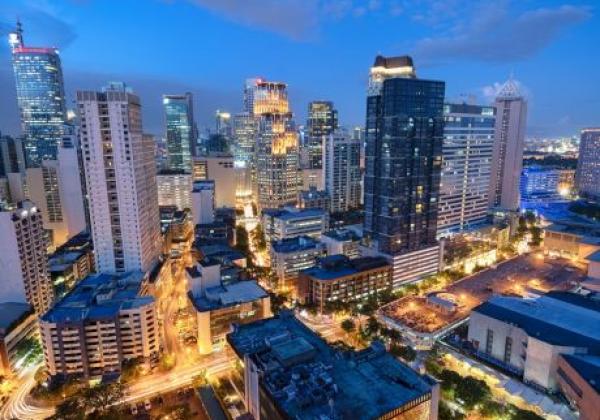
xmin=485 ymin=329 xmax=494 ymax=355
xmin=504 ymin=337 xmax=512 ymax=364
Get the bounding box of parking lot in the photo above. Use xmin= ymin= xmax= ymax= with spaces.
xmin=126 ymin=387 xmax=208 ymax=419
xmin=379 ymin=254 xmax=586 ymax=334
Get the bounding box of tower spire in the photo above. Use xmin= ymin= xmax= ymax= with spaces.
xmin=8 ymin=19 xmax=24 ymax=50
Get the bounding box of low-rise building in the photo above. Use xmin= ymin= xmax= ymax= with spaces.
xmin=298 ymin=255 xmax=391 ymax=312
xmin=47 ymin=232 xmax=95 ymax=299
xmin=543 ymin=222 xmax=600 ymax=261
xmin=39 ymin=272 xmax=160 ymax=380
xmin=0 ymin=303 xmax=38 ymax=377
xmin=262 ymin=207 xmax=327 ymax=242
xmin=520 ymin=166 xmax=575 ymax=209
xmin=186 ymin=259 xmax=271 ymax=354
xmin=297 ymin=187 xmax=329 ymax=211
xmin=557 ymin=354 xmax=600 ymax=420
xmin=270 ymin=236 xmax=326 ymax=294
xmin=467 ymin=291 xmax=600 ymax=391
xmin=163 ymin=209 xmax=194 ymax=261
xmin=320 ymin=228 xmax=361 ymax=259
xmin=227 ymin=311 xmax=439 ymax=420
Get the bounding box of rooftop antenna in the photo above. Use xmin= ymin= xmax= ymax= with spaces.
xmin=9 ymin=18 xmax=24 ymax=50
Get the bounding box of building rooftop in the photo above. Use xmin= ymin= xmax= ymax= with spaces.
xmin=42 ymin=272 xmax=153 ymax=324
xmin=191 ymin=280 xmax=268 ymax=312
xmin=0 ymin=303 xmax=33 ymax=334
xmin=586 ymin=250 xmax=600 ymax=263
xmin=473 ymin=291 xmax=600 ymax=350
xmin=192 ymin=180 xmax=215 ymax=192
xmin=262 ymin=207 xmax=325 ymax=221
xmin=48 ymin=250 xmax=85 ymax=272
xmin=560 ymin=354 xmax=600 ymax=393
xmin=227 ymin=312 xmax=435 ymax=420
xmin=322 ymin=228 xmax=361 ymax=242
xmin=271 ymin=236 xmax=323 ymax=254
xmin=302 ymin=255 xmax=390 ymax=281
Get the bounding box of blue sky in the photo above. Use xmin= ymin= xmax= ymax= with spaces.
xmin=1 ymin=0 xmax=598 ymax=138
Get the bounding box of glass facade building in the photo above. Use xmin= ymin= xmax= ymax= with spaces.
xmin=364 ymin=55 xmax=445 ymax=255
xmin=9 ymin=24 xmax=67 ymax=166
xmin=306 ymin=101 xmax=338 ymax=169
xmin=575 ymin=128 xmax=600 ymax=201
xmin=163 ymin=93 xmax=197 ymax=172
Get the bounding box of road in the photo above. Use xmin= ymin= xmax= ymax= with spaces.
xmin=0 ymin=364 xmax=54 ymax=420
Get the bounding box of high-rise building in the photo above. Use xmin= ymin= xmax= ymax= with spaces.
xmin=9 ymin=22 xmax=67 ymax=166
xmin=243 ymin=77 xmax=262 ymax=115
xmin=191 ymin=180 xmax=215 ymax=225
xmin=156 ymin=170 xmax=193 ymax=211
xmin=232 ymin=113 xmax=257 ymax=198
xmin=215 ymin=110 xmax=232 ymax=139
xmin=78 ymin=83 xmax=161 ymax=274
xmin=488 ymin=79 xmax=528 ymax=211
xmin=0 ymin=134 xmax=26 ymax=176
xmin=324 ymin=129 xmax=361 ymax=212
xmin=254 ymin=80 xmax=299 ymax=209
xmin=575 ymin=128 xmax=600 ymax=201
xmin=437 ymin=103 xmax=496 ymax=237
xmin=306 ymin=101 xmax=338 ymax=170
xmin=192 ymin=154 xmax=236 ymax=208
xmin=0 ymin=200 xmax=53 ymax=314
xmin=363 ymin=55 xmax=444 ymax=287
xmin=163 ymin=93 xmax=197 ymax=171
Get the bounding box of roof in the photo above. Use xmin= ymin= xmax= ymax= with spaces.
xmin=41 ymin=272 xmax=153 ymax=324
xmin=271 ymin=236 xmax=323 ymax=254
xmin=302 ymin=255 xmax=390 ymax=281
xmin=560 ymin=354 xmax=600 ymax=393
xmin=262 ymin=207 xmax=325 ymax=221
xmin=48 ymin=250 xmax=85 ymax=272
xmin=472 ymin=292 xmax=600 ymax=350
xmin=191 ymin=280 xmax=268 ymax=312
xmin=322 ymin=228 xmax=360 ymax=242
xmin=0 ymin=302 xmax=33 ymax=333
xmin=497 ymin=78 xmax=522 ymax=99
xmin=373 ymin=55 xmax=413 ymax=68
xmin=227 ymin=312 xmax=435 ymax=420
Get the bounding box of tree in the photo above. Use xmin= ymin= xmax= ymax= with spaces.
xmin=366 ymin=316 xmax=380 ymax=336
xmin=455 ymin=376 xmax=490 ymax=409
xmin=479 ymin=400 xmax=505 ymax=418
xmin=509 ymin=406 xmax=544 ymax=420
xmin=251 ymin=224 xmax=267 ymax=251
xmin=530 ymin=226 xmax=542 ymax=246
xmin=390 ymin=344 xmax=417 ymax=362
xmin=235 ymin=225 xmax=249 ymax=254
xmin=51 ymin=398 xmax=85 ymax=420
xmin=83 ymin=382 xmax=124 ymax=413
xmin=438 ymin=401 xmax=465 ymax=420
xmin=340 ymin=318 xmax=356 ymax=334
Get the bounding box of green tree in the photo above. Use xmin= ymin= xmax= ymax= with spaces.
xmin=83 ymin=382 xmax=124 ymax=413
xmin=438 ymin=401 xmax=465 ymax=420
xmin=479 ymin=400 xmax=505 ymax=418
xmin=455 ymin=376 xmax=490 ymax=409
xmin=235 ymin=225 xmax=249 ymax=253
xmin=340 ymin=318 xmax=356 ymax=334
xmin=366 ymin=316 xmax=380 ymax=336
xmin=390 ymin=344 xmax=417 ymax=362
xmin=509 ymin=406 xmax=544 ymax=420
xmin=51 ymin=398 xmax=85 ymax=420
xmin=251 ymin=224 xmax=267 ymax=251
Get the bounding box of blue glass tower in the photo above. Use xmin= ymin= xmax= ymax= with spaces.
xmin=163 ymin=93 xmax=197 ymax=172
xmin=9 ymin=22 xmax=67 ymax=166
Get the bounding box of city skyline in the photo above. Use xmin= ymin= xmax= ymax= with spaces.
xmin=0 ymin=0 xmax=598 ymax=138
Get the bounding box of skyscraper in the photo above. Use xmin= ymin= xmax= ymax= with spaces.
xmin=575 ymin=128 xmax=600 ymax=201
xmin=232 ymin=112 xmax=258 ymax=197
xmin=243 ymin=77 xmax=262 ymax=115
xmin=78 ymin=83 xmax=161 ymax=274
xmin=254 ymin=80 xmax=299 ymax=209
xmin=0 ymin=200 xmax=53 ymax=314
xmin=488 ymin=79 xmax=527 ymax=211
xmin=324 ymin=129 xmax=361 ymax=212
xmin=306 ymin=101 xmax=338 ymax=169
xmin=363 ymin=55 xmax=444 ymax=287
xmin=9 ymin=22 xmax=67 ymax=166
xmin=437 ymin=103 xmax=496 ymax=237
xmin=163 ymin=93 xmax=197 ymax=171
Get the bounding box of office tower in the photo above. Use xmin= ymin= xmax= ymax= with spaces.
xmin=437 ymin=103 xmax=496 ymax=237
xmin=9 ymin=22 xmax=67 ymax=166
xmin=156 ymin=170 xmax=193 ymax=210
xmin=232 ymin=113 xmax=257 ymax=198
xmin=78 ymin=83 xmax=161 ymax=274
xmin=192 ymin=154 xmax=236 ymax=207
xmin=363 ymin=55 xmax=444 ymax=287
xmin=0 ymin=134 xmax=26 ymax=176
xmin=488 ymin=78 xmax=528 ymax=211
xmin=254 ymin=80 xmax=299 ymax=209
xmin=0 ymin=200 xmax=53 ymax=314
xmin=324 ymin=129 xmax=361 ymax=212
xmin=306 ymin=101 xmax=338 ymax=170
xmin=575 ymin=128 xmax=600 ymax=201
xmin=243 ymin=77 xmax=262 ymax=115
xmin=215 ymin=110 xmax=233 ymax=139
xmin=25 ymin=137 xmax=87 ymax=249
xmin=163 ymin=93 xmax=197 ymax=171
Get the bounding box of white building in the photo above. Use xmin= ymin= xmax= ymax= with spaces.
xmin=156 ymin=170 xmax=192 ymax=210
xmin=320 ymin=228 xmax=361 ymax=259
xmin=25 ymin=137 xmax=87 ymax=249
xmin=191 ymin=180 xmax=215 ymax=225
xmin=270 ymin=236 xmax=326 ymax=293
xmin=77 ymin=83 xmax=161 ymax=274
xmin=0 ymin=200 xmax=53 ymax=314
xmin=468 ymin=292 xmax=600 ymax=391
xmin=488 ymin=79 xmax=528 ymax=211
xmin=324 ymin=130 xmax=361 ymax=212
xmin=192 ymin=154 xmax=236 ymax=208
xmin=437 ymin=103 xmax=495 ymax=237
xmin=262 ymin=207 xmax=328 ymax=242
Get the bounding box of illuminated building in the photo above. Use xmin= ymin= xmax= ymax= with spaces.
xmin=437 ymin=103 xmax=496 ymax=237
xmin=298 ymin=187 xmax=329 ymax=211
xmin=254 ymin=80 xmax=299 ymax=209
xmin=320 ymin=228 xmax=361 ymax=259
xmin=363 ymin=55 xmax=444 ymax=287
xmin=191 ymin=154 xmax=236 ymax=207
xmin=191 ymin=180 xmax=215 ymax=225
xmin=262 ymin=207 xmax=328 ymax=242
xmin=163 ymin=93 xmax=197 ymax=171
xmin=0 ymin=303 xmax=38 ymax=377
xmin=270 ymin=236 xmax=326 ymax=293
xmin=232 ymin=112 xmax=257 ymax=198
xmin=306 ymin=101 xmax=338 ymax=170
xmin=520 ymin=166 xmax=575 ymax=209
xmin=575 ymin=128 xmax=600 ymax=201
xmin=78 ymin=83 xmax=161 ymax=274
xmin=324 ymin=129 xmax=361 ymax=212
xmin=0 ymin=200 xmax=53 ymax=314
xmin=40 ymin=272 xmax=160 ymax=380
xmin=156 ymin=169 xmax=193 ymax=211
xmin=488 ymin=78 xmax=528 ymax=211
xmin=227 ymin=312 xmax=439 ymax=420
xmin=9 ymin=22 xmax=67 ymax=166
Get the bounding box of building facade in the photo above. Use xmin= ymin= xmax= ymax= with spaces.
xmin=306 ymin=101 xmax=338 ymax=170
xmin=191 ymin=180 xmax=215 ymax=225
xmin=324 ymin=129 xmax=361 ymax=212
xmin=78 ymin=83 xmax=161 ymax=274
xmin=192 ymin=154 xmax=236 ymax=207
xmin=363 ymin=55 xmax=444 ymax=286
xmin=0 ymin=303 xmax=38 ymax=377
xmin=488 ymin=79 xmax=528 ymax=211
xmin=9 ymin=23 xmax=67 ymax=165
xmin=575 ymin=128 xmax=600 ymax=201
xmin=262 ymin=207 xmax=328 ymax=242
xmin=437 ymin=103 xmax=495 ymax=237
xmin=0 ymin=201 xmax=53 ymax=314
xmin=270 ymin=236 xmax=326 ymax=293
xmin=520 ymin=166 xmax=575 ymax=209
xmin=163 ymin=93 xmax=197 ymax=171
xmin=156 ymin=170 xmax=192 ymax=211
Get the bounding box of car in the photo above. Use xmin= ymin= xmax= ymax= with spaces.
xmin=144 ymin=400 xmax=152 ymax=411
xmin=130 ymin=405 xmax=138 ymax=415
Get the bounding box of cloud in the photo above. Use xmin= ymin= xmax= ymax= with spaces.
xmin=481 ymin=79 xmax=531 ymax=102
xmin=412 ymin=3 xmax=591 ymax=63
